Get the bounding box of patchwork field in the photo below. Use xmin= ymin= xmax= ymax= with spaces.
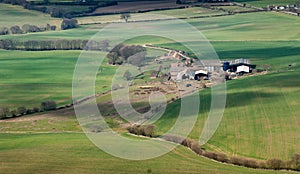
xmin=1 ymin=1 xmax=300 ymax=173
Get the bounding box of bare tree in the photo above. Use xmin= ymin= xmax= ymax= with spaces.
xmin=120 ymin=13 xmax=131 ymax=23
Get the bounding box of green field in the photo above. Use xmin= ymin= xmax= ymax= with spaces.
xmin=0 ymin=4 xmax=61 ymax=28
xmin=76 ymin=7 xmax=226 ymax=25
xmin=0 ymin=133 xmax=296 ymax=174
xmin=0 ymin=50 xmax=116 ymax=109
xmin=155 ymin=71 xmax=300 ymax=160
xmin=236 ymin=0 xmax=299 ymax=7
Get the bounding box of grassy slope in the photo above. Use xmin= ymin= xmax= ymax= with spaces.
xmin=155 ymin=71 xmax=300 ymax=160
xmin=0 ymin=4 xmax=61 ymax=28
xmin=235 ymin=0 xmax=299 ymax=7
xmin=76 ymin=7 xmax=226 ymax=25
xmin=0 ymin=133 xmax=295 ymax=174
xmin=0 ymin=50 xmax=116 ymax=109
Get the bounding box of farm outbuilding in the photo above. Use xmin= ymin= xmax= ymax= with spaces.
xmin=223 ymin=58 xmax=256 ymax=73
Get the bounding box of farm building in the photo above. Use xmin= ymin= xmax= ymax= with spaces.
xmin=223 ymin=58 xmax=256 ymax=74
xmin=170 ymin=60 xmax=221 ymax=81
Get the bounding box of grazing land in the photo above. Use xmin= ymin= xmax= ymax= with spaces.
xmin=236 ymin=0 xmax=299 ymax=7
xmin=0 ymin=133 xmax=295 ymax=174
xmin=0 ymin=3 xmax=60 ymax=28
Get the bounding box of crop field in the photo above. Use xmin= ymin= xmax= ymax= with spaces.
xmin=0 ymin=4 xmax=61 ymax=28
xmin=0 ymin=133 xmax=296 ymax=174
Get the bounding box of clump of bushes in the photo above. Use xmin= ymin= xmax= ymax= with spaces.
xmin=41 ymin=101 xmax=57 ymax=111
xmin=127 ymin=124 xmax=156 ymax=137
xmin=0 ymin=100 xmax=57 ymax=119
xmin=107 ymin=44 xmax=146 ymax=66
xmin=61 ymin=18 xmax=78 ymax=30
xmin=162 ymin=134 xmax=203 ymax=155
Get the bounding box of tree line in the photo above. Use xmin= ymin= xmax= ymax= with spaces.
xmin=126 ymin=129 xmax=300 ymax=172
xmin=0 ymin=0 xmax=117 ymax=18
xmin=0 ymin=101 xmax=56 ymax=119
xmin=0 ymin=24 xmax=56 ymax=35
xmin=0 ymin=18 xmax=79 ymax=36
xmin=163 ymin=134 xmax=300 ymax=171
xmin=0 ymin=39 xmax=109 ymax=51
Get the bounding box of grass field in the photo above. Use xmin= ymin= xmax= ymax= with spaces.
xmin=0 ymin=132 xmax=296 ymax=174
xmin=0 ymin=50 xmax=117 ymax=109
xmin=76 ymin=7 xmax=226 ymax=25
xmin=0 ymin=4 xmax=61 ymax=28
xmin=236 ymin=0 xmax=299 ymax=7
xmin=155 ymin=70 xmax=300 ymax=160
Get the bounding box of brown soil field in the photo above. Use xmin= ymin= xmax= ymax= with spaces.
xmin=89 ymin=0 xmax=187 ymax=15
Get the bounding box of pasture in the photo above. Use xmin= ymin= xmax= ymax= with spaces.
xmin=236 ymin=0 xmax=299 ymax=7
xmin=0 ymin=50 xmax=116 ymax=109
xmin=76 ymin=6 xmax=226 ymax=25
xmin=0 ymin=133 xmax=295 ymax=174
xmin=155 ymin=71 xmax=300 ymax=160
xmin=0 ymin=4 xmax=60 ymax=28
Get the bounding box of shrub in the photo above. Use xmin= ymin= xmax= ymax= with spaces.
xmin=61 ymin=18 xmax=78 ymax=30
xmin=41 ymin=101 xmax=57 ymax=111
xmin=143 ymin=124 xmax=156 ymax=137
xmin=230 ymin=156 xmax=246 ymax=166
xmin=33 ymin=107 xmax=40 ymax=113
xmin=26 ymin=108 xmax=33 ymax=114
xmin=50 ymin=25 xmax=56 ymax=31
xmin=22 ymin=24 xmax=41 ymax=33
xmin=266 ymin=158 xmax=284 ymax=170
xmin=162 ymin=134 xmax=185 ymax=144
xmin=291 ymin=153 xmax=300 ymax=170
xmin=191 ymin=142 xmax=203 ymax=155
xmin=10 ymin=110 xmax=17 ymax=117
xmin=127 ymin=124 xmax=156 ymax=137
xmin=244 ymin=159 xmax=259 ymax=168
xmin=10 ymin=25 xmax=23 ymax=34
xmin=0 ymin=27 xmax=9 ymax=35
xmin=17 ymin=106 xmax=27 ymax=115
xmin=203 ymin=151 xmax=218 ymax=161
xmin=0 ymin=107 xmax=10 ymax=119
xmin=215 ymin=152 xmax=228 ymax=163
